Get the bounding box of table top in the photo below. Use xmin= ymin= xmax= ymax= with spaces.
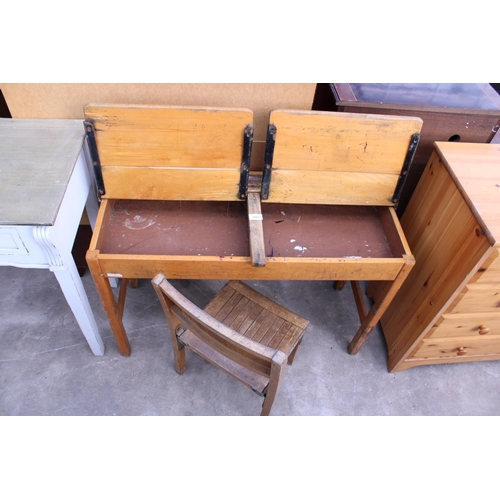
xmin=435 ymin=142 xmax=500 ymax=246
xmin=0 ymin=119 xmax=85 ymax=225
xmin=333 ymin=83 xmax=500 ymax=113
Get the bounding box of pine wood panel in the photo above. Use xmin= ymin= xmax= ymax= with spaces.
xmin=434 ymin=142 xmax=500 ymax=247
xmin=264 ymin=170 xmax=399 ymax=205
xmin=443 ymin=283 xmax=500 ymax=314
xmin=101 ymin=166 xmax=241 ymax=201
xmin=380 ymin=151 xmax=492 ymax=367
xmin=474 ymin=250 xmax=500 ymax=284
xmin=430 ymin=312 xmax=500 ymax=339
xmin=264 ymin=109 xmax=422 ymax=205
xmin=246 ymin=192 xmax=266 ymax=266
xmin=84 ymin=105 xmax=252 ymax=201
xmin=269 ymin=110 xmax=422 ymax=172
xmin=410 ymin=334 xmax=500 ymax=359
xmin=393 ymin=352 xmax=500 ymax=371
xmin=95 ymin=253 xmax=406 ymax=281
xmin=84 ymin=104 xmax=253 ymax=168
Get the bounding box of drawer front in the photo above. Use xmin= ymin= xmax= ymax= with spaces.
xmin=430 ymin=312 xmax=500 ymax=339
xmin=411 ymin=335 xmax=500 ymax=360
xmin=473 ymin=250 xmax=500 ymax=284
xmin=447 ymin=283 xmax=500 ymax=314
xmin=0 ymin=227 xmax=30 ymax=256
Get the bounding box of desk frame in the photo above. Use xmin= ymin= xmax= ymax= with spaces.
xmin=87 ymin=199 xmax=414 ymax=357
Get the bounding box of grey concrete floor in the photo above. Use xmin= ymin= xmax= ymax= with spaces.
xmin=1 ymin=264 xmax=500 ymax=417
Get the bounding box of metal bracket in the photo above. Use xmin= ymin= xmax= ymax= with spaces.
xmin=238 ymin=124 xmax=254 ymax=200
xmin=84 ymin=119 xmax=106 ymax=201
xmin=261 ymin=123 xmax=277 ymax=200
xmin=392 ymin=133 xmax=421 ymax=206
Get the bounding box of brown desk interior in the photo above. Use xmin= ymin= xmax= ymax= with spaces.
xmin=100 ymin=200 xmax=397 ymax=261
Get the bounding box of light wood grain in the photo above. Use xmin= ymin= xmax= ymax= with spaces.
xmin=85 ymin=104 xmax=253 ymax=168
xmin=434 ymin=142 xmax=500 ymax=246
xmin=246 ymin=192 xmax=266 ymax=266
xmin=266 ymin=170 xmax=399 ymax=205
xmin=264 ymin=109 xmax=422 ymax=206
xmin=84 ymin=105 xmax=253 ymax=201
xmin=96 ymin=254 xmax=407 ymax=281
xmin=101 ymin=167 xmax=241 ymax=201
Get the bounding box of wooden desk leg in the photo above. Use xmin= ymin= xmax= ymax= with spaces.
xmin=348 ymin=257 xmax=414 ymax=354
xmin=87 ymin=250 xmax=131 ymax=356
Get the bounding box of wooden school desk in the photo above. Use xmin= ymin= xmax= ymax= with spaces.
xmin=84 ymin=105 xmax=422 ymax=357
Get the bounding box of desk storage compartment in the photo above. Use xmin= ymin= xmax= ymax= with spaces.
xmin=92 ymin=199 xmax=408 ymax=281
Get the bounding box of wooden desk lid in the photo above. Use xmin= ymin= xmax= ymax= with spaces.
xmin=263 ymin=110 xmax=422 ymax=206
xmin=84 ymin=104 xmax=254 ymax=201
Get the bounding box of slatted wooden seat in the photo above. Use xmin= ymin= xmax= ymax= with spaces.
xmin=152 ymin=274 xmax=309 ymax=416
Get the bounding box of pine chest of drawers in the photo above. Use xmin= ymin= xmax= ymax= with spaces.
xmin=368 ymin=142 xmax=500 ymax=372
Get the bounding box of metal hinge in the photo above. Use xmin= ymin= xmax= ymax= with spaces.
xmin=261 ymin=123 xmax=277 ymax=200
xmin=238 ymin=124 xmax=254 ymax=200
xmin=392 ymin=133 xmax=421 ymax=206
xmin=84 ymin=119 xmax=106 ymax=201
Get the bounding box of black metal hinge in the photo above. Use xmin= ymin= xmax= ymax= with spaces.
xmin=392 ymin=133 xmax=421 ymax=206
xmin=84 ymin=119 xmax=106 ymax=201
xmin=261 ymin=123 xmax=277 ymax=200
xmin=238 ymin=124 xmax=254 ymax=200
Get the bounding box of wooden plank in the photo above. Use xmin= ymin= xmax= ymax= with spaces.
xmin=247 ymin=192 xmax=266 ymax=266
xmin=264 ymin=170 xmax=399 ymax=205
xmin=431 ymin=311 xmax=500 ymax=338
xmin=179 ymin=329 xmax=269 ymax=393
xmin=410 ymin=335 xmax=500 ymax=358
xmin=377 ymin=207 xmax=412 ymax=258
xmin=272 ymin=324 xmax=304 ymax=355
xmin=444 ymin=283 xmax=500 ymax=314
xmin=228 ymin=281 xmax=309 ymax=328
xmin=96 ymin=254 xmax=406 ymax=281
xmin=88 ymin=199 xmax=114 ymax=251
xmin=101 ymin=166 xmax=241 ymax=201
xmin=84 ymin=104 xmax=253 ymax=168
xmin=394 ymin=352 xmax=500 ymax=371
xmin=474 ymin=250 xmax=500 ymax=283
xmin=269 ymin=109 xmax=422 ymax=173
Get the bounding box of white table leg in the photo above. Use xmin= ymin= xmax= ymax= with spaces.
xmin=52 ymin=254 xmax=105 ymax=356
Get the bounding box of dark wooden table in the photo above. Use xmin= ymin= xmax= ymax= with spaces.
xmin=312 ymin=83 xmax=500 ymax=214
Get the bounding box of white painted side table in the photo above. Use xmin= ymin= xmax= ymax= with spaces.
xmin=0 ymin=118 xmax=104 ymax=355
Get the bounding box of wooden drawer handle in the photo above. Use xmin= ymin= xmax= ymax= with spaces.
xmin=478 ymin=325 xmax=490 ymax=335
xmin=457 ymin=347 xmax=467 ymax=356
